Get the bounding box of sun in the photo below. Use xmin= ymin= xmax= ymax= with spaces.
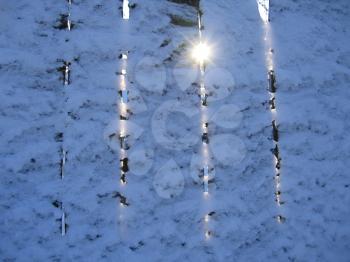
xmin=192 ymin=42 xmax=211 ymax=64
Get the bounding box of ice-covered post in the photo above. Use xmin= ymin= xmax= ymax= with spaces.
xmin=123 ymin=0 xmax=130 ymax=20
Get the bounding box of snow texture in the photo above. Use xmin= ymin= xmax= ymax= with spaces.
xmin=0 ymin=0 xmax=349 ymax=261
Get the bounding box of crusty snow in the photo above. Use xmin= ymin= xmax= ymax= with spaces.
xmin=0 ymin=0 xmax=349 ymax=261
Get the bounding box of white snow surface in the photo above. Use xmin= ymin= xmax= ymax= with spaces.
xmin=0 ymin=0 xmax=349 ymax=261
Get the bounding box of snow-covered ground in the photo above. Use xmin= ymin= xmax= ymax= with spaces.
xmin=0 ymin=0 xmax=349 ymax=261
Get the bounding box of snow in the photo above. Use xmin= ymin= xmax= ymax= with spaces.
xmin=0 ymin=0 xmax=349 ymax=261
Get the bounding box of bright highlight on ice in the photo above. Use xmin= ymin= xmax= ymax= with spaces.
xmin=257 ymin=0 xmax=270 ymax=23
xmin=123 ymin=0 xmax=130 ymax=20
xmin=192 ymin=42 xmax=211 ymax=64
xmin=205 ymin=230 xmax=211 ymax=239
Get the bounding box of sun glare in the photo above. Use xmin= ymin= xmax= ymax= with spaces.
xmin=192 ymin=42 xmax=211 ymax=64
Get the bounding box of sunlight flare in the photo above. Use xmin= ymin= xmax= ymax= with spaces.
xmin=192 ymin=42 xmax=211 ymax=64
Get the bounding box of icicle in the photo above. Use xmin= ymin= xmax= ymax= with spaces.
xmin=120 ymin=173 xmax=127 ymax=184
xmin=62 ymin=150 xmax=66 ymax=165
xmin=272 ymin=144 xmax=280 ymax=160
xmin=202 ymin=122 xmax=209 ymax=143
xmin=64 ymin=62 xmax=70 ymax=86
xmin=272 ymin=120 xmax=279 ymax=142
xmin=202 ymin=132 xmax=209 ymax=144
xmin=120 ymin=109 xmax=131 ymax=120
xmin=116 ymin=192 xmax=129 ymax=206
xmin=120 ymin=158 xmax=129 ymax=173
xmin=61 ymin=210 xmax=66 ymax=236
xmin=119 ymin=90 xmax=129 ymax=103
xmin=275 ymin=159 xmax=281 ymax=170
xmin=67 ymin=17 xmax=71 ymax=31
xmin=205 ymin=230 xmax=212 ymax=239
xmin=205 ymin=211 xmax=215 ymax=222
xmin=119 ymin=52 xmax=128 ymax=60
xmin=257 ymin=0 xmax=270 ymax=23
xmin=203 ymin=122 xmax=208 ymax=131
xmin=199 ymin=83 xmax=208 ymax=106
xmin=268 ymin=70 xmax=276 ymax=93
xmin=198 ymin=12 xmax=202 ymax=39
xmin=119 ymin=102 xmax=131 ymax=120
xmin=276 ymin=215 xmax=286 ymax=223
xmin=269 ymin=97 xmax=276 ymax=110
xmin=60 ymin=149 xmax=67 ymax=179
xmin=123 ymin=0 xmax=130 ymax=20
xmin=67 ymin=0 xmax=72 ymax=31
xmin=120 ymin=115 xmax=128 ymax=120
xmin=203 ymin=165 xmax=209 ymax=194
xmin=201 ymin=93 xmax=208 ymax=106
xmin=119 ymin=134 xmax=130 ymax=150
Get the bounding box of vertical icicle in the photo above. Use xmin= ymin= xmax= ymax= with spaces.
xmin=61 ymin=209 xmax=66 ymax=236
xmin=123 ymin=0 xmax=130 ymax=20
xmin=60 ymin=148 xmax=66 ymax=179
xmin=257 ymin=0 xmax=270 ymax=23
xmin=119 ymin=55 xmax=129 ymax=183
xmin=64 ymin=63 xmax=70 ymax=86
xmin=67 ymin=15 xmax=71 ymax=31
xmin=67 ymin=0 xmax=72 ymax=31
xmin=198 ymin=12 xmax=202 ymax=40
xmin=203 ymin=165 xmax=209 ymax=194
